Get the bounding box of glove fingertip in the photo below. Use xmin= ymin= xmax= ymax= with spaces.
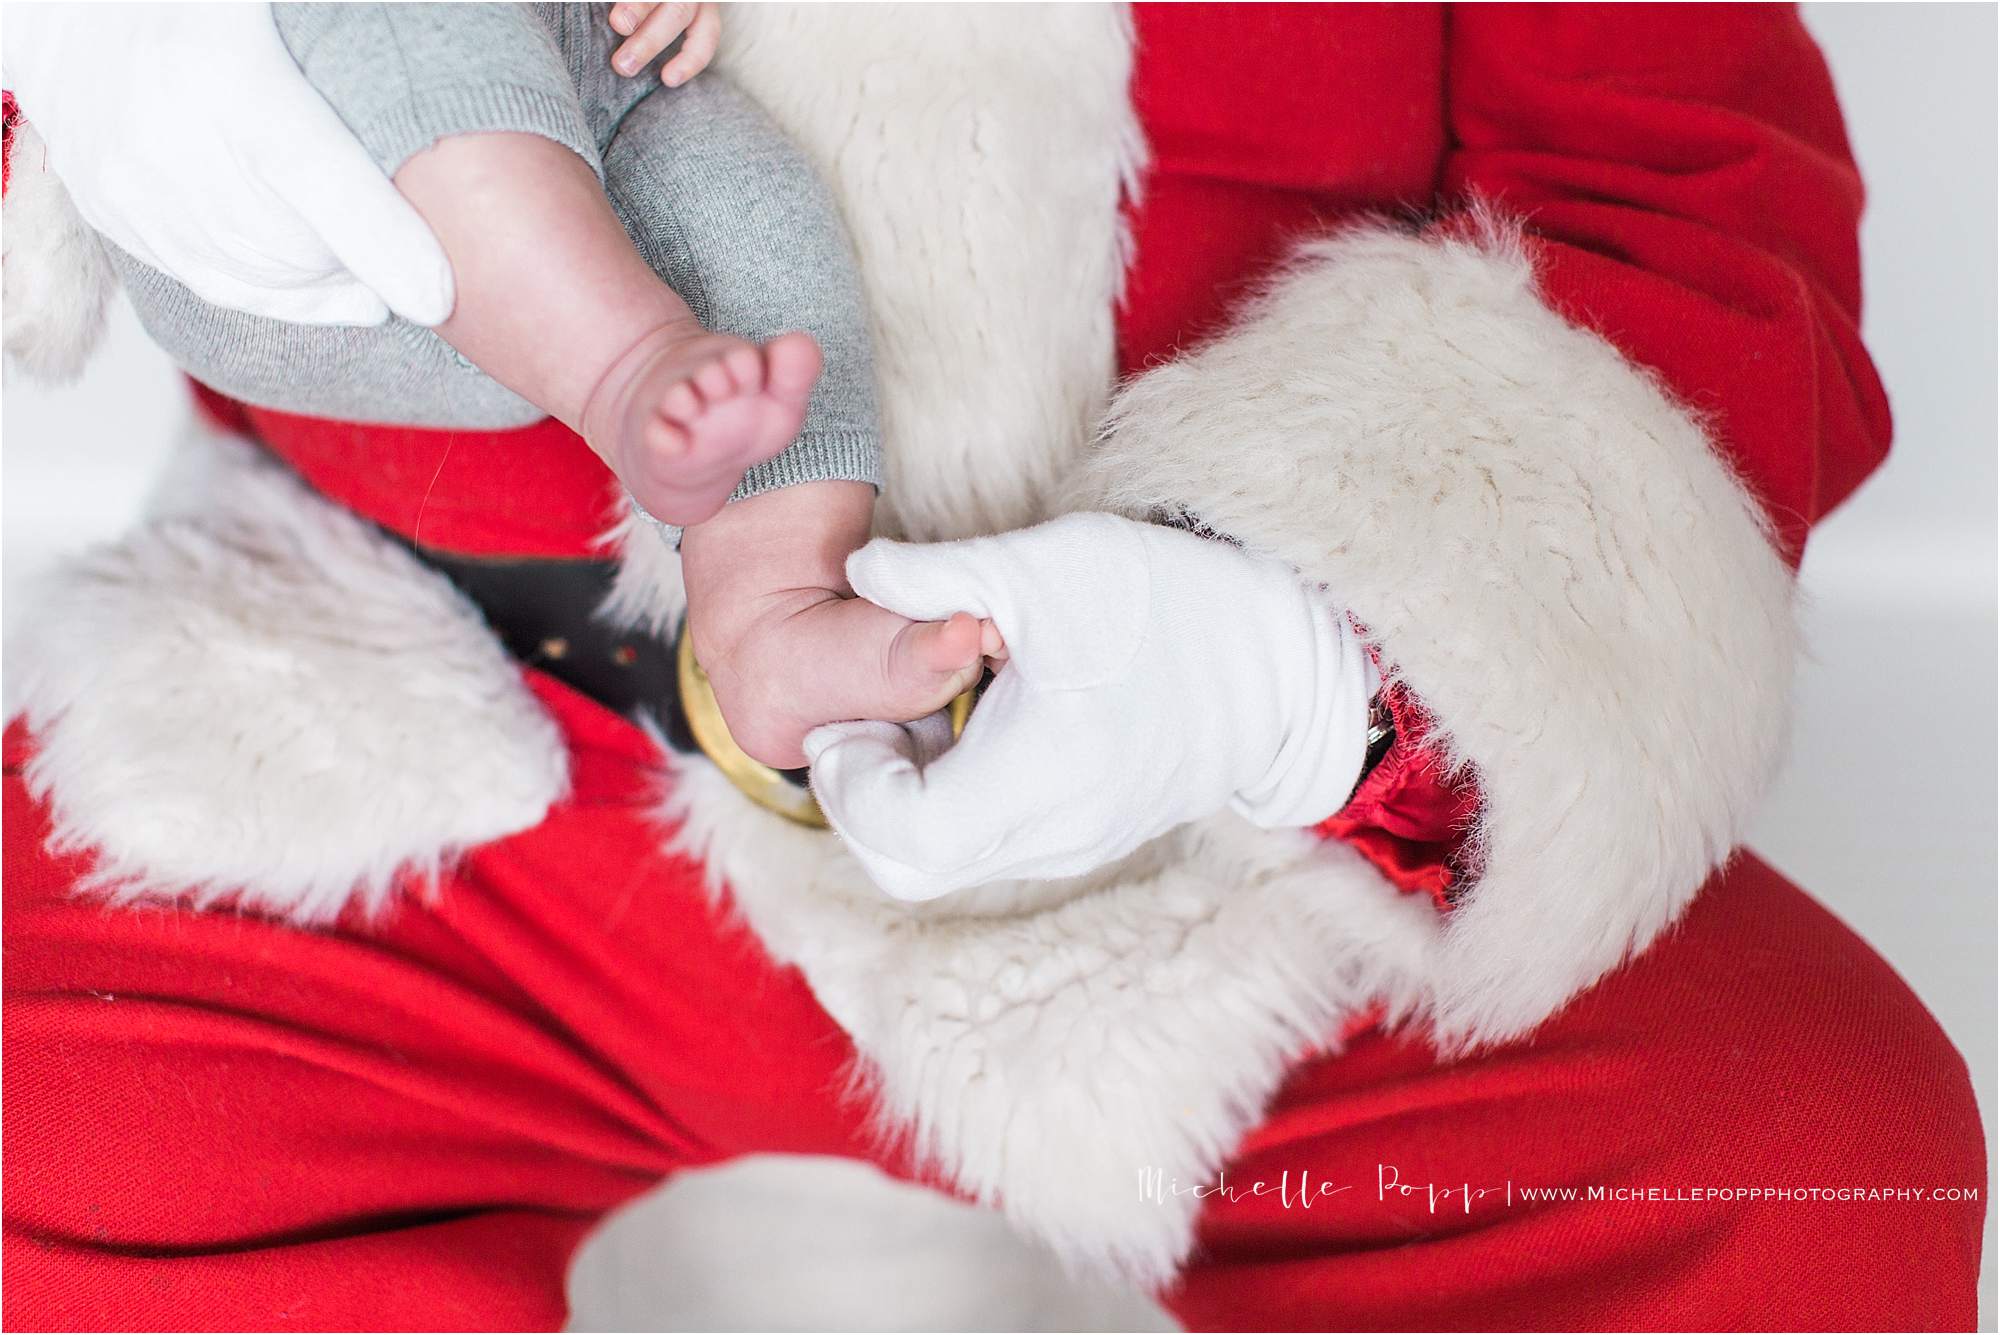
xmin=845 ymin=537 xmax=997 ymax=627
xmin=800 ymin=722 xmax=856 ymax=767
xmin=867 ymin=866 xmax=961 ymax=904
xmin=841 ymin=539 xmax=900 ymax=602
xmin=303 ymin=289 xmax=394 ymax=329
xmin=379 ymin=254 xmax=456 ymax=328
xmin=384 ymin=284 xmax=453 ymax=330
xmin=188 ymin=273 xmax=391 ymax=328
xmin=284 ymin=150 xmax=458 ymax=327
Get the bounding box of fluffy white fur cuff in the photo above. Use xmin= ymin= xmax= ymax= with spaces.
xmin=1082 ymin=220 xmax=1799 ymax=1048
xmin=4 ymin=426 xmax=571 ymax=922
xmin=1 ymin=116 xmax=115 ymax=383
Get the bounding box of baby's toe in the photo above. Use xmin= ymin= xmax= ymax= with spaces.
xmin=693 ymin=356 xmax=738 ymax=401
xmin=641 ymin=415 xmax=691 ymax=460
xmin=920 ymin=613 xmax=985 ymax=672
xmin=724 ymin=344 xmax=764 ymax=392
xmin=885 ymin=614 xmax=983 ymax=710
xmin=763 ymin=332 xmax=823 ymax=404
xmin=977 ymin=618 xmax=1007 ymax=660
xmin=660 ymin=380 xmax=704 ymax=423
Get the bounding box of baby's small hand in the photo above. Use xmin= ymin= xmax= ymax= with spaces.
xmin=607 ymin=2 xmax=720 ymax=87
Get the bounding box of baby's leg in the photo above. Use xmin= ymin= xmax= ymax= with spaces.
xmin=117 ymin=3 xmax=816 ymax=520
xmin=293 ymin=4 xmax=819 ymax=521
xmin=596 ymin=75 xmax=885 ymax=536
xmin=392 ymin=128 xmax=821 ymax=524
xmin=113 ymin=3 xmax=604 ymax=430
xmin=600 ymin=80 xmax=979 ymax=766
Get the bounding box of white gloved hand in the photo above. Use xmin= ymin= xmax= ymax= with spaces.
xmin=805 ymin=513 xmax=1379 ymax=901
xmin=3 ymin=4 xmax=453 ymax=326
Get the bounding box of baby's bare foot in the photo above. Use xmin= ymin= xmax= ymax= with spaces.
xmin=582 ymin=323 xmax=822 ymax=526
xmin=701 ymin=596 xmax=988 ymax=769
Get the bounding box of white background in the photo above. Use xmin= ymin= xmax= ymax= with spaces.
xmin=1 ymin=3 xmax=1992 ymax=1329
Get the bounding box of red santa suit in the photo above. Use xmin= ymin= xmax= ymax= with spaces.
xmin=0 ymin=4 xmax=1985 ymax=1330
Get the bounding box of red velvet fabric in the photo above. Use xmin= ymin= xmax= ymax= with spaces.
xmin=1120 ymin=2 xmax=1889 ymax=879
xmin=1120 ymin=3 xmax=1889 ymax=559
xmin=191 ymin=385 xmax=623 ymax=559
xmin=3 ymin=91 xmax=19 ymax=196
xmin=4 ymin=688 xmax=1984 ymax=1330
xmin=1317 ymin=680 xmax=1477 ymax=907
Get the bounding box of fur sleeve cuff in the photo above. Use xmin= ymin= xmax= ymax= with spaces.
xmin=1 ymin=113 xmax=115 ymax=383
xmin=1081 ymin=220 xmax=1798 ymax=1047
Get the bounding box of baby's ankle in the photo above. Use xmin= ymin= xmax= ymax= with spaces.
xmin=682 ymin=482 xmax=877 ymax=602
xmin=575 ymin=317 xmax=709 ymax=449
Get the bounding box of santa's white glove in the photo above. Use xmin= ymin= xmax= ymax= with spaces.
xmin=3 ymin=3 xmax=453 ymax=325
xmin=804 ymin=513 xmax=1378 ymax=902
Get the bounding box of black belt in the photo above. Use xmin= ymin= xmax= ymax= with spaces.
xmin=383 ymin=531 xmax=816 ymax=789
xmin=383 ymin=532 xmax=1394 ymax=804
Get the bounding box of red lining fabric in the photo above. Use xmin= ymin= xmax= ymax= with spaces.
xmin=3 ymin=90 xmax=19 ymax=196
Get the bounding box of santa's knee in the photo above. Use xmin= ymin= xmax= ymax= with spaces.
xmin=1643 ymin=878 xmax=1988 ymax=1317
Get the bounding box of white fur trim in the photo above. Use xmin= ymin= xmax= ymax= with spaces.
xmin=661 ymin=751 xmax=1437 ymax=1286
xmin=2 ymin=116 xmax=115 ymax=383
xmin=4 ymin=423 xmax=570 ymax=922
xmin=601 ymin=499 xmax=687 ymax=637
xmin=1083 ymin=220 xmax=1800 ymax=1049
xmin=714 ymin=3 xmax=1142 ymax=542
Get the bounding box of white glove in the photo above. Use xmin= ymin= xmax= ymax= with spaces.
xmin=3 ymin=3 xmax=452 ymax=326
xmin=805 ymin=513 xmax=1378 ymax=901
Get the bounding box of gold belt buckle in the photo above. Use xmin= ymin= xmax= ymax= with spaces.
xmin=675 ymin=627 xmax=975 ymax=829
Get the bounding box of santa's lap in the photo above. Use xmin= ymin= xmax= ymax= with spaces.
xmin=3 ymin=683 xmax=1981 ymax=1332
